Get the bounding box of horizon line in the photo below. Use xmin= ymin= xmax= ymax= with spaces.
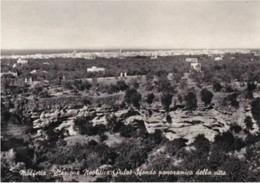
xmin=1 ymin=48 xmax=260 ymax=51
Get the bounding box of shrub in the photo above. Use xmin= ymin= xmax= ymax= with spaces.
xmin=184 ymin=91 xmax=197 ymax=110
xmin=214 ymin=131 xmax=235 ymax=152
xmin=161 ymin=93 xmax=173 ymax=111
xmin=200 ymin=88 xmax=213 ymax=105
xmin=213 ymin=81 xmax=222 ymax=92
xmin=114 ymin=138 xmax=150 ymax=170
xmin=124 ymin=88 xmax=142 ymax=108
xmin=146 ymin=93 xmax=155 ymax=105
xmin=165 ymin=138 xmax=187 ymax=156
xmin=116 ymin=80 xmax=129 ymax=91
xmin=244 ymin=116 xmax=253 ymax=130
xmin=251 ymin=97 xmax=260 ymax=126
xmin=223 ymin=93 xmax=239 ymax=108
xmin=230 ymin=124 xmax=242 ymax=133
xmin=166 ymin=114 xmax=172 ymax=123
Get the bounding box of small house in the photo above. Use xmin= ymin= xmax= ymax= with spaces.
xmin=87 ymin=66 xmax=105 ymax=72
xmin=186 ymin=58 xmax=198 ymax=63
xmin=17 ymin=58 xmax=28 ymax=64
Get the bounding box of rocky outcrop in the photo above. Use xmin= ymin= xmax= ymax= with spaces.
xmin=31 ymin=105 xmax=256 ymax=145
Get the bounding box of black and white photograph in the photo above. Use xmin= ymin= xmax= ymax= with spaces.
xmin=1 ymin=0 xmax=260 ymax=182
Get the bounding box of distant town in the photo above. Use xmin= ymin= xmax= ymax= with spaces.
xmin=1 ymin=49 xmax=259 ymax=60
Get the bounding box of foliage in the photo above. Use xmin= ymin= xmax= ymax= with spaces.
xmin=74 ymin=116 xmax=107 ymax=136
xmin=161 ymin=93 xmax=173 ymax=111
xmin=200 ymin=88 xmax=214 ymax=105
xmin=146 ymin=93 xmax=155 ymax=105
xmin=165 ymin=138 xmax=187 ymax=156
xmin=184 ymin=91 xmax=197 ymax=110
xmin=251 ymin=97 xmax=260 ymax=126
xmin=124 ymin=88 xmax=142 ymax=108
xmin=113 ymin=138 xmax=151 ymax=170
xmin=222 ymin=93 xmax=239 ymax=108
xmin=244 ymin=116 xmax=253 ymax=130
xmin=213 ymin=81 xmax=222 ymax=92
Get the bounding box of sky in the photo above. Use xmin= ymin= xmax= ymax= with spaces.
xmin=1 ymin=0 xmax=260 ymax=50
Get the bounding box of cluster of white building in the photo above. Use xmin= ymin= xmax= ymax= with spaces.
xmin=186 ymin=58 xmax=201 ymax=72
xmin=0 ymin=49 xmax=253 ymax=60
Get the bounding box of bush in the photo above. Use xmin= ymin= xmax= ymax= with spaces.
xmin=184 ymin=91 xmax=197 ymax=110
xmin=74 ymin=117 xmax=107 ymax=135
xmin=247 ymin=81 xmax=256 ymax=91
xmin=146 ymin=93 xmax=155 ymax=105
xmin=230 ymin=124 xmax=242 ymax=133
xmin=165 ymin=138 xmax=187 ymax=156
xmin=213 ymin=81 xmax=222 ymax=92
xmin=108 ymin=80 xmax=129 ymax=94
xmin=200 ymin=88 xmax=213 ymax=105
xmin=166 ymin=114 xmax=172 ymax=123
xmin=124 ymin=88 xmax=142 ymax=108
xmin=116 ymin=80 xmax=129 ymax=91
xmin=161 ymin=93 xmax=173 ymax=111
xmin=223 ymin=93 xmax=239 ymax=108
xmin=193 ymin=134 xmax=210 ymax=156
xmin=74 ymin=117 xmax=93 ymax=135
xmin=244 ymin=116 xmax=253 ymax=130
xmin=214 ymin=131 xmax=235 ymax=152
xmin=114 ymin=138 xmax=151 ymax=170
xmin=251 ymin=97 xmax=260 ymax=126
xmin=157 ymin=78 xmax=173 ymax=93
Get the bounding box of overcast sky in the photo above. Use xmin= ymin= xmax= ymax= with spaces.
xmin=1 ymin=0 xmax=260 ymax=49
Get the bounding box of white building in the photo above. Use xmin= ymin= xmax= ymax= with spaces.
xmin=30 ymin=70 xmax=37 ymax=74
xmin=87 ymin=66 xmax=105 ymax=72
xmin=84 ymin=54 xmax=96 ymax=60
xmin=186 ymin=58 xmax=198 ymax=63
xmin=17 ymin=58 xmax=28 ymax=64
xmin=151 ymin=54 xmax=158 ymax=59
xmin=25 ymin=77 xmax=33 ymax=84
xmin=214 ymin=56 xmax=223 ymax=61
xmin=167 ymin=73 xmax=174 ymax=80
xmin=190 ymin=62 xmax=202 ymax=72
xmin=120 ymin=72 xmax=127 ymax=77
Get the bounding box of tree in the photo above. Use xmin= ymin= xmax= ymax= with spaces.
xmin=74 ymin=116 xmax=96 ymax=135
xmin=223 ymin=93 xmax=239 ymax=108
xmin=244 ymin=116 xmax=253 ymax=130
xmin=131 ymin=92 xmax=142 ymax=108
xmin=184 ymin=91 xmax=197 ymax=110
xmin=161 ymin=93 xmax=173 ymax=111
xmin=200 ymin=88 xmax=213 ymax=106
xmin=114 ymin=138 xmax=150 ymax=170
xmin=116 ymin=80 xmax=129 ymax=91
xmin=157 ymin=78 xmax=173 ymax=93
xmin=124 ymin=88 xmax=142 ymax=108
xmin=146 ymin=93 xmax=155 ymax=105
xmin=213 ymin=81 xmax=222 ymax=92
xmin=214 ymin=131 xmax=235 ymax=152
xmin=247 ymin=81 xmax=256 ymax=91
xmin=166 ymin=114 xmax=172 ymax=123
xmin=251 ymin=97 xmax=260 ymax=127
xmin=193 ymin=134 xmax=210 ymax=158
